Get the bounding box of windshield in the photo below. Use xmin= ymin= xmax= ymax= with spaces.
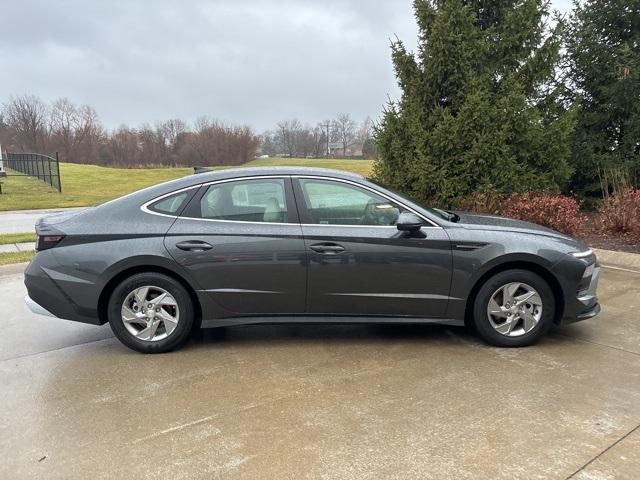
xmin=366 ymin=178 xmax=453 ymax=221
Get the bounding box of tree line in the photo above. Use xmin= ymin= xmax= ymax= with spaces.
xmin=375 ymin=0 xmax=639 ymax=204
xmin=0 ymin=94 xmax=376 ymax=167
xmin=0 ymin=95 xmax=259 ymax=167
xmin=260 ymin=115 xmax=376 ymax=159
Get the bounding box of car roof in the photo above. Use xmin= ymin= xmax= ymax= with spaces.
xmin=188 ymin=166 xmax=366 ymax=183
xmin=95 ymin=166 xmax=369 ymax=211
xmin=90 ymin=163 xmax=445 ymax=228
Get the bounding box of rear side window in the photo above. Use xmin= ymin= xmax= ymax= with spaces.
xmin=148 ymin=191 xmax=189 ymax=215
xmin=199 ymin=178 xmax=288 ymax=223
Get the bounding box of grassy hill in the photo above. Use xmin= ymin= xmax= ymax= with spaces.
xmin=0 ymin=158 xmax=374 ymax=211
xmin=244 ymin=157 xmax=372 ymax=176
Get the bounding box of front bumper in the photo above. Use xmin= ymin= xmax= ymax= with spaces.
xmin=576 ymin=302 xmax=601 ymax=321
xmin=560 ymin=265 xmax=601 ymax=325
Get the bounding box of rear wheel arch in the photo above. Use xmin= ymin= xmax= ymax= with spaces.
xmin=464 ymin=260 xmax=564 ymax=326
xmin=98 ymin=264 xmax=202 ymax=328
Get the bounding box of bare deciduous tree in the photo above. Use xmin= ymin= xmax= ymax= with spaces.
xmin=2 ymin=94 xmax=48 ymax=151
xmin=311 ymin=123 xmax=328 ymax=158
xmin=332 ymin=113 xmax=357 ymax=157
xmin=101 ymin=126 xmax=140 ymax=166
xmin=181 ymin=116 xmax=259 ymax=167
xmin=159 ymin=118 xmax=187 ymax=152
xmin=357 ymin=116 xmax=373 ymax=145
xmin=259 ymin=130 xmax=279 ymax=157
xmin=276 ymin=119 xmax=303 ymax=157
xmin=49 ymin=98 xmax=102 ymax=163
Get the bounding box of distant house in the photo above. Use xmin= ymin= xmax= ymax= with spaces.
xmin=328 ymin=141 xmax=363 ymax=158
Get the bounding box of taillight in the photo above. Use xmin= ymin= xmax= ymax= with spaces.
xmin=36 ymin=234 xmax=65 ymax=251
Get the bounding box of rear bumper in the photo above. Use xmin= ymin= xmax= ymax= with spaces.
xmin=24 ymin=295 xmax=58 ymax=318
xmin=24 ymin=255 xmax=102 ymax=325
xmin=560 ymin=266 xmax=601 ymax=325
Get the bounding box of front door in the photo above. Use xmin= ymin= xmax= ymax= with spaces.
xmin=165 ymin=176 xmax=306 ymax=316
xmin=293 ymin=177 xmax=452 ymax=317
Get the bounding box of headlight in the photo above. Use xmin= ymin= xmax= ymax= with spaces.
xmin=582 ymin=263 xmax=595 ymax=279
xmin=571 ymin=249 xmax=593 ymax=259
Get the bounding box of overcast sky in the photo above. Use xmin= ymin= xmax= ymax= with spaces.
xmin=0 ymin=0 xmax=572 ymax=132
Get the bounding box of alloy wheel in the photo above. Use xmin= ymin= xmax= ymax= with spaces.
xmin=486 ymin=282 xmax=543 ymax=337
xmin=121 ymin=286 xmax=180 ymax=342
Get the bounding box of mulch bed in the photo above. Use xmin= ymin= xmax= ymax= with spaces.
xmin=577 ymin=233 xmax=640 ymax=254
xmin=576 ymin=212 xmax=640 ymax=254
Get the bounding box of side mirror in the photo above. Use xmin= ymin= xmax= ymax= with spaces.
xmin=396 ymin=212 xmax=423 ymax=232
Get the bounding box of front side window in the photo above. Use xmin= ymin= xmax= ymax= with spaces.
xmin=199 ymin=178 xmax=288 ymax=223
xmin=298 ymin=179 xmax=403 ymax=226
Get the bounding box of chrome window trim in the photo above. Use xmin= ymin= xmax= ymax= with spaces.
xmin=140 ymin=185 xmax=202 ymax=220
xmin=140 ymin=176 xmax=295 ymax=224
xmin=140 ymin=174 xmax=442 ymax=229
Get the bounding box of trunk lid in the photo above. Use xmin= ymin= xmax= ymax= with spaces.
xmin=36 ymin=208 xmax=88 ymax=227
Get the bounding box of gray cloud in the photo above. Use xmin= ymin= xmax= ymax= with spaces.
xmin=0 ymin=0 xmax=569 ymax=132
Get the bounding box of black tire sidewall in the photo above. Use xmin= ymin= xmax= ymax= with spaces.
xmin=473 ymin=269 xmax=555 ymax=347
xmin=108 ymin=273 xmax=194 ymax=353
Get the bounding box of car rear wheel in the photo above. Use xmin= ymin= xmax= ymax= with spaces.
xmin=472 ymin=269 xmax=555 ymax=347
xmin=108 ymin=272 xmax=194 ymax=353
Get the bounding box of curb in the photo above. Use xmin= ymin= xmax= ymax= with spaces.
xmin=593 ymin=248 xmax=640 ymax=274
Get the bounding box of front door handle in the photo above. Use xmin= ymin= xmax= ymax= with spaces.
xmin=176 ymin=240 xmax=213 ymax=252
xmin=309 ymin=243 xmax=345 ymax=254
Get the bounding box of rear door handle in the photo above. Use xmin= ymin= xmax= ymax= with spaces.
xmin=309 ymin=243 xmax=345 ymax=254
xmin=176 ymin=240 xmax=213 ymax=252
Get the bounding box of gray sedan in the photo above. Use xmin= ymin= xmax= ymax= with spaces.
xmin=24 ymin=167 xmax=600 ymax=353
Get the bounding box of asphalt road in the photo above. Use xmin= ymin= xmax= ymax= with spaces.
xmin=1 ymin=262 xmax=639 ymax=479
xmin=0 ymin=208 xmax=85 ymax=234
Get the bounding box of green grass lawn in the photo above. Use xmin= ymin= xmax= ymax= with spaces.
xmin=0 ymin=158 xmax=373 ymax=212
xmin=245 ymin=157 xmax=373 ymax=176
xmin=0 ymin=233 xmax=37 ymax=245
xmin=0 ymin=250 xmax=34 ymax=266
xmin=0 ymin=233 xmax=36 ymax=266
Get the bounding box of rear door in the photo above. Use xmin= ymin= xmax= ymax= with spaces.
xmin=164 ymin=176 xmax=307 ymax=316
xmin=293 ymin=176 xmax=452 ymax=317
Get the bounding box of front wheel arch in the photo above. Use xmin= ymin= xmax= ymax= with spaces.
xmin=464 ymin=261 xmax=564 ymax=327
xmin=98 ymin=265 xmax=202 ymax=329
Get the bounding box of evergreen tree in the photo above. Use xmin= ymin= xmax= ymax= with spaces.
xmin=566 ymin=0 xmax=640 ymax=197
xmin=374 ymin=0 xmax=575 ymax=207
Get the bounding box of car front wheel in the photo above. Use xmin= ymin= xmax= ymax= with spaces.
xmin=472 ymin=269 xmax=555 ymax=347
xmin=107 ymin=272 xmax=195 ymax=353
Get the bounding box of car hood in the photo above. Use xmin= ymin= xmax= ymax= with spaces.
xmin=453 ymin=211 xmax=574 ymax=241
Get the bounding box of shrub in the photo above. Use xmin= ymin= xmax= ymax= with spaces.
xmin=503 ymin=192 xmax=586 ymax=235
xmin=456 ymin=192 xmax=505 ymax=215
xmin=597 ymin=188 xmax=640 ymax=235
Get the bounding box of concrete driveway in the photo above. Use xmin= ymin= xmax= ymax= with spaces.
xmin=1 ymin=262 xmax=639 ymax=479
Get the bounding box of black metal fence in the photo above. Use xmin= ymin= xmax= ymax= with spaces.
xmin=3 ymin=152 xmax=62 ymax=192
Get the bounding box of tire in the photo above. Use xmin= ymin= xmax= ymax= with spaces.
xmin=472 ymin=269 xmax=555 ymax=347
xmin=108 ymin=272 xmax=195 ymax=353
